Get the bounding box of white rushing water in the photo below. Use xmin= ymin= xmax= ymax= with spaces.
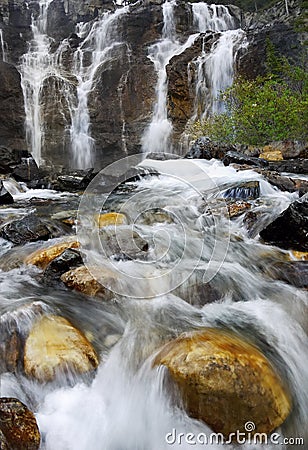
xmin=0 ymin=28 xmax=7 ymax=62
xmin=141 ymin=1 xmax=198 ymax=154
xmin=191 ymin=2 xmax=245 ymax=118
xmin=20 ymin=1 xmax=128 ymax=168
xmin=0 ymin=157 xmax=307 ymax=449
xmin=20 ymin=0 xmax=54 ymax=166
xmin=143 ymin=1 xmax=246 ymax=154
xmin=70 ymin=7 xmax=129 ymax=168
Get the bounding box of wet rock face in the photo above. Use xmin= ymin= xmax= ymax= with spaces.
xmin=0 ymin=62 xmax=26 ymax=151
xmin=0 ymin=398 xmax=41 ymax=450
xmin=0 ymin=0 xmax=305 ymax=169
xmin=260 ymin=196 xmax=308 ymax=252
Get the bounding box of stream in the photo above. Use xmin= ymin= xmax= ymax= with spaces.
xmin=0 ymin=157 xmax=307 ymax=449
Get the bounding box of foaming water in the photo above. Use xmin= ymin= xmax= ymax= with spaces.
xmin=141 ymin=1 xmax=198 ymax=154
xmin=191 ymin=3 xmax=246 ymax=117
xmin=0 ymin=158 xmax=307 ymax=449
xmin=70 ymin=7 xmax=129 ymax=168
xmin=0 ymin=28 xmax=7 ymax=62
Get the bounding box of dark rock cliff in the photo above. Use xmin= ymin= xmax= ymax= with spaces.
xmin=0 ymin=0 xmax=305 ymax=169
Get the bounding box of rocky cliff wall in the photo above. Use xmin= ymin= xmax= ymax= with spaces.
xmin=0 ymin=0 xmax=306 ymax=170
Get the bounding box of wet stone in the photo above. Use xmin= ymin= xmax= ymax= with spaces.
xmin=0 ymin=398 xmax=41 ymax=450
xmin=260 ymin=195 xmax=308 ymax=251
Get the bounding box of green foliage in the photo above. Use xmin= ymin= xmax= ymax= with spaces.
xmin=189 ymin=113 xmax=234 ymax=143
xmin=191 ymin=44 xmax=308 ymax=146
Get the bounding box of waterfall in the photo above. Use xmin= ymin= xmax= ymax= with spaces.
xmin=192 ymin=3 xmax=235 ymax=33
xmin=191 ymin=2 xmax=245 ymax=118
xmin=141 ymin=1 xmax=198 ymax=154
xmin=20 ymin=0 xmax=54 ymax=166
xmin=70 ymin=7 xmax=129 ymax=169
xmin=20 ymin=1 xmax=128 ymax=168
xmin=0 ymin=29 xmax=7 ymax=62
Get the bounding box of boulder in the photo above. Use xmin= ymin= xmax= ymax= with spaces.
xmin=259 ymin=148 xmax=283 ymax=161
xmin=61 ymin=266 xmax=114 ymax=299
xmin=223 ymin=151 xmax=269 ymax=168
xmin=260 ymin=196 xmax=308 ymax=251
xmin=0 ymin=398 xmax=40 ymax=450
xmin=0 ymin=180 xmax=14 ymax=205
xmin=154 ymin=328 xmax=291 ymax=436
xmin=25 ymin=240 xmax=80 ymax=269
xmin=24 ymin=315 xmax=99 ymax=382
xmin=0 ymin=146 xmax=26 ymax=174
xmin=56 ymin=169 xmax=95 ymax=192
xmin=12 ymin=157 xmax=40 ymax=183
xmin=137 ymin=208 xmax=174 ymax=225
xmin=269 ymin=141 xmax=307 ymax=159
xmin=42 ymin=248 xmax=83 ymax=284
xmin=185 ymin=137 xmax=236 ymax=161
xmin=256 ymin=170 xmax=308 ymax=196
xmin=0 ymin=214 xmax=71 ymax=245
xmin=267 ymin=159 xmax=308 ymax=175
xmin=94 ymin=212 xmax=128 ymax=227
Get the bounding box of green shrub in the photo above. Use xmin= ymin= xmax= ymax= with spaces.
xmin=190 ymin=49 xmax=308 ymax=145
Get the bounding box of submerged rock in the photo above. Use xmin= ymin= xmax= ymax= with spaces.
xmin=61 ymin=266 xmax=114 ymax=299
xmin=25 ymin=240 xmax=80 ymax=269
xmin=0 ymin=398 xmax=40 ymax=450
xmin=0 ymin=180 xmax=14 ymax=205
xmin=266 ymin=261 xmax=308 ymax=289
xmin=260 ymin=196 xmax=308 ymax=251
xmin=154 ymin=328 xmax=291 ymax=436
xmin=24 ymin=315 xmax=99 ymax=382
xmin=99 ymin=227 xmax=149 ymax=260
xmin=94 ymin=212 xmax=128 ymax=227
xmin=228 ymin=201 xmax=251 ymax=218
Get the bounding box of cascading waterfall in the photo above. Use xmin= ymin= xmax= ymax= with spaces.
xmin=20 ymin=0 xmax=54 ymax=166
xmin=141 ymin=1 xmax=198 ymax=154
xmin=191 ymin=2 xmax=245 ymax=117
xmin=0 ymin=29 xmax=7 ymax=62
xmin=20 ymin=1 xmax=128 ymax=168
xmin=70 ymin=7 xmax=129 ymax=168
